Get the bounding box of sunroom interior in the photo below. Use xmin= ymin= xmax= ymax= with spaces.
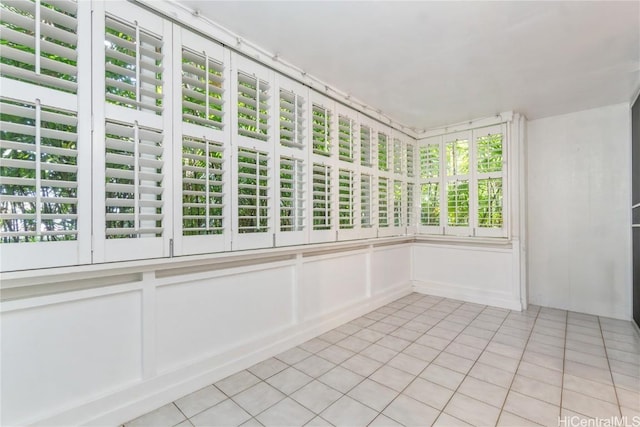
xmin=0 ymin=1 xmax=639 ymax=426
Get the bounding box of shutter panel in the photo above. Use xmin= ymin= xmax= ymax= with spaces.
xmin=237 ymin=148 xmax=269 ymax=233
xmin=338 ymin=169 xmax=355 ymax=229
xmin=393 ymin=180 xmax=403 ymax=228
xmin=104 ymin=121 xmax=164 ymax=238
xmin=420 ymin=182 xmax=440 ymax=227
xmin=279 ymin=156 xmax=305 ymax=232
xmin=475 ymin=125 xmax=506 ymax=237
xmin=312 ymin=104 xmax=331 ymax=156
xmin=182 ymin=136 xmax=224 ymax=235
xmin=406 ymin=143 xmax=415 ymax=178
xmin=378 ymin=177 xmax=389 ymax=228
xmin=338 ymin=115 xmax=355 ymax=162
xmin=182 ymin=48 xmax=224 ymax=130
xmin=279 ymin=88 xmax=305 ymax=149
xmin=378 ymin=132 xmax=389 ymax=171
xmin=360 ymin=124 xmax=373 ymax=167
xmin=406 ymin=182 xmax=415 ymax=228
xmin=444 ymin=133 xmax=471 ymax=235
xmin=312 ymin=163 xmax=331 ymax=230
xmin=237 ymin=72 xmax=270 ymax=141
xmin=418 ymin=140 xmax=443 ymax=233
xmin=0 ymin=98 xmax=78 ymax=242
xmin=393 ymin=138 xmax=403 ymax=174
xmin=0 ymin=0 xmax=78 ymax=92
xmin=105 ymin=15 xmax=163 ymax=113
xmin=360 ymin=173 xmax=373 ymax=229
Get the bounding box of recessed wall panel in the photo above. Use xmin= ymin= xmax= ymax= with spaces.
xmin=372 ymin=246 xmax=410 ymax=294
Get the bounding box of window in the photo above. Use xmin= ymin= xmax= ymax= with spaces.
xmin=378 ymin=177 xmax=389 ymax=227
xmin=393 ymin=180 xmax=403 ymax=227
xmin=406 ymin=182 xmax=415 ymax=227
xmin=181 ymin=48 xmax=224 ymax=130
xmin=338 ymin=115 xmax=356 ymax=162
xmin=418 ymin=125 xmax=507 ymax=237
xmin=406 ymin=143 xmax=415 ymax=178
xmin=393 ymin=138 xmax=403 ymax=174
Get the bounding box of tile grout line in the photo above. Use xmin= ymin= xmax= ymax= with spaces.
xmin=597 ymin=315 xmax=624 ymax=418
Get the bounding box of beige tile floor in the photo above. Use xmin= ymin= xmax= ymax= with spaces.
xmin=125 ymin=293 xmax=640 ymax=427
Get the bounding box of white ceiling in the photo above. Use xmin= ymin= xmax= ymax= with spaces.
xmin=178 ymin=1 xmax=639 ymax=131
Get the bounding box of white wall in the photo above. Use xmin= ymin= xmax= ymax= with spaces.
xmin=527 ymin=103 xmax=632 ymax=319
xmin=0 ymin=241 xmax=412 ymax=426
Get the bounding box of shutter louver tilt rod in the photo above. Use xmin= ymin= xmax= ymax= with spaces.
xmin=205 ymin=52 xmax=210 ymax=126
xmin=205 ymin=135 xmax=210 ymax=231
xmin=135 ymin=21 xmax=140 ymax=108
xmin=134 ymin=122 xmax=140 ymax=233
xmin=35 ymin=0 xmax=41 ymax=74
xmin=255 ymin=151 xmax=260 ymax=231
xmin=35 ymin=99 xmax=42 ymax=236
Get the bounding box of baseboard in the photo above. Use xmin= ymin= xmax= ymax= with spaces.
xmin=35 ymin=283 xmax=412 ymax=426
xmin=412 ymin=280 xmax=521 ymax=311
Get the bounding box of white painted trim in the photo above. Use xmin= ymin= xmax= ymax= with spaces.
xmin=34 ymin=283 xmax=412 ymax=427
xmin=418 ymin=111 xmax=513 ymax=138
xmin=412 ymin=280 xmax=521 ymax=311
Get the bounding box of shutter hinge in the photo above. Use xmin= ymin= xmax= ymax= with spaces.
xmin=169 ymin=238 xmax=174 ymax=257
xmin=273 ymin=233 xmax=276 ymax=247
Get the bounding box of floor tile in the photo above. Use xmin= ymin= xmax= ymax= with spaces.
xmin=320 ymin=396 xmax=378 ymax=427
xmin=215 ymin=371 xmax=262 ymax=397
xmin=387 ymin=352 xmax=429 ymax=375
xmin=318 ymin=366 xmax=364 ymax=393
xmin=370 ymin=365 xmax=415 ymax=392
xmin=485 ymin=341 xmax=524 ymax=360
xmin=369 ymin=414 xmax=403 ymax=426
xmin=434 ymin=351 xmax=475 ymax=374
xmin=353 ymin=328 xmax=386 ymax=343
xmin=369 ymin=321 xmax=398 ymax=334
xmin=517 ymin=361 xmax=563 ymax=387
xmin=359 ymin=343 xmax=398 ymax=364
xmin=125 ymin=403 xmax=186 ymax=427
xmin=564 ymin=360 xmax=613 ymax=384
xmin=563 ymin=373 xmax=617 ymax=403
xmin=453 ymin=334 xmax=489 ymax=350
xmin=275 ymin=347 xmax=313 ymax=365
xmin=403 ymin=377 xmax=454 ymax=410
xmin=318 ymin=330 xmax=349 ymax=344
xmin=340 ymin=354 xmax=383 ymax=377
xmin=376 ymin=335 xmax=412 ymax=352
xmin=445 ymin=342 xmax=483 ymax=361
xmin=416 ymin=334 xmax=451 ymax=351
xmin=291 ymin=380 xmax=342 ymax=413
xmin=347 ymin=378 xmax=398 ymax=412
xmin=239 ymin=417 xmax=262 ymax=427
xmin=335 ymin=323 xmax=360 ymax=336
xmin=247 ymin=357 xmax=288 ymax=380
xmin=232 ymin=382 xmax=285 ymax=416
xmin=503 ymin=391 xmax=560 ymax=426
xmin=443 ymin=393 xmax=501 ymax=426
xmin=300 ymin=338 xmax=332 ymax=354
xmin=294 ymin=355 xmax=336 ymax=378
xmin=190 ymin=399 xmax=251 ymax=427
xmin=174 ymin=385 xmax=226 ymax=418
xmin=616 ymin=387 xmax=640 ymax=410
xmin=562 ymin=389 xmax=620 ymax=419
xmin=382 ymin=394 xmax=440 ymax=427
xmin=432 ymin=413 xmax=472 ymax=426
xmin=402 ymin=342 xmax=440 ymax=362
xmin=457 ymin=376 xmax=508 ymax=408
xmin=390 ymin=327 xmax=422 ymax=342
xmin=420 ymin=363 xmax=466 ymax=390
xmin=510 ymin=374 xmax=561 ymax=405
xmin=521 ymin=349 xmax=564 ymax=372
xmin=304 ymin=416 xmax=333 ymax=427
xmin=477 ymin=350 xmax=520 ymax=373
xmin=266 ymin=367 xmax=313 ymax=395
xmin=255 ymin=397 xmax=314 ymax=427
xmin=496 ymin=411 xmax=542 ymax=426
xmin=336 ymin=336 xmax=371 ymax=353
xmin=316 ymin=345 xmax=355 ymax=365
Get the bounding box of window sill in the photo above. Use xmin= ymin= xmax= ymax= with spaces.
xmin=414 ymin=234 xmax=513 ymax=249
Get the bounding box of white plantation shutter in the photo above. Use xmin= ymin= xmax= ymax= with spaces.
xmin=445 ymin=132 xmax=471 ymax=235
xmin=312 ymin=163 xmax=332 ymax=231
xmin=338 ymin=169 xmax=355 ymax=229
xmin=94 ymin=2 xmax=170 ymax=262
xmin=279 ymin=88 xmax=305 ymax=149
xmin=173 ymin=29 xmax=229 ymax=256
xmin=406 ymin=142 xmax=415 ymax=178
xmin=312 ymin=104 xmax=332 ymax=156
xmin=0 ymin=100 xmax=78 ymax=241
xmin=393 ymin=180 xmax=403 ymax=228
xmin=475 ymin=124 xmax=506 ymax=237
xmin=237 ymin=72 xmax=270 ymax=141
xmin=393 ymin=138 xmax=403 ymax=174
xmin=237 ymin=148 xmax=270 ymax=234
xmin=181 ymin=136 xmax=224 ymax=235
xmin=181 ymin=49 xmax=225 ymax=130
xmin=104 ymin=121 xmax=164 ymax=238
xmin=406 ymin=182 xmax=415 ymax=228
xmin=378 ymin=131 xmax=389 ymax=172
xmin=360 ymin=173 xmax=373 ymax=229
xmin=279 ymin=156 xmax=305 ymax=233
xmin=105 ymin=15 xmax=164 ymax=113
xmin=419 ymin=139 xmax=443 ymax=233
xmin=0 ymin=0 xmax=78 ymax=92
xmin=378 ymin=177 xmax=389 ymax=228
xmin=338 ymin=115 xmax=356 ymax=162
xmin=360 ymin=124 xmax=373 ymax=167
